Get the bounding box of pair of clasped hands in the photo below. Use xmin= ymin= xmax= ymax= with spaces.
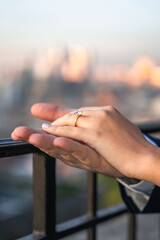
xmin=11 ymin=103 xmax=160 ymax=186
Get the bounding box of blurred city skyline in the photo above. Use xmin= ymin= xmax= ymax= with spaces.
xmin=0 ymin=0 xmax=160 ymax=139
xmin=0 ymin=46 xmax=160 ymax=87
xmin=1 ymin=0 xmax=160 ymax=65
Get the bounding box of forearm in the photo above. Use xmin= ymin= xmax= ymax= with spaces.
xmin=118 ymin=134 xmax=160 ymax=212
xmin=144 ymin=146 xmax=160 ymax=186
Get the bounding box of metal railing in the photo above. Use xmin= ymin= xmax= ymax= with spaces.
xmin=0 ymin=121 xmax=160 ymax=240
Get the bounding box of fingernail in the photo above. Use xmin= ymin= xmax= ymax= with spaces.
xmin=42 ymin=123 xmax=50 ymax=129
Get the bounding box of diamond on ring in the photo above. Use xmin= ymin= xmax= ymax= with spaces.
xmin=74 ymin=110 xmax=83 ymax=127
xmin=74 ymin=110 xmax=83 ymax=116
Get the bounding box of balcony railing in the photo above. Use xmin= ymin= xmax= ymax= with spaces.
xmin=0 ymin=121 xmax=160 ymax=240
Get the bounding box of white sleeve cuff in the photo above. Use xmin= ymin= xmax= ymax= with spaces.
xmin=117 ymin=178 xmax=154 ymax=196
xmin=117 ymin=177 xmax=155 ymax=211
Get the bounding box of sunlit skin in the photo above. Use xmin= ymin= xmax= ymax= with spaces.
xmin=11 ymin=103 xmax=123 ymax=178
xmin=11 ymin=103 xmax=160 ymax=185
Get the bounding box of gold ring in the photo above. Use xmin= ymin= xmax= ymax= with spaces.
xmin=74 ymin=110 xmax=83 ymax=127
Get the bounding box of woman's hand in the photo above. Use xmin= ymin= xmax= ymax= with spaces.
xmin=11 ymin=103 xmax=124 ymax=178
xmin=41 ymin=106 xmax=160 ymax=184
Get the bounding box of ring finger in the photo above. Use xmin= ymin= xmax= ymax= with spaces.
xmin=48 ymin=109 xmax=98 ymax=128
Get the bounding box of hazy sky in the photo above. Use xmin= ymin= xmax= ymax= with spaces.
xmin=1 ymin=0 xmax=160 ymax=64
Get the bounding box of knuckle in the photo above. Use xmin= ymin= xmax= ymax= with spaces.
xmin=102 ymin=106 xmax=117 ymax=119
xmin=99 ymin=110 xmax=107 ymax=118
xmin=106 ymin=105 xmax=116 ymax=113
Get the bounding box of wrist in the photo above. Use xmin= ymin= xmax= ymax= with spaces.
xmin=141 ymin=145 xmax=160 ymax=186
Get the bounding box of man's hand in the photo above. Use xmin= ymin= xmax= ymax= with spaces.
xmin=31 ymin=103 xmax=73 ymax=121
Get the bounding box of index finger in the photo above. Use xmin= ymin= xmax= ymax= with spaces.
xmin=31 ymin=103 xmax=74 ymax=122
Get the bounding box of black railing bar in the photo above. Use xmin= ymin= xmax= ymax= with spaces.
xmin=87 ymin=172 xmax=97 ymax=240
xmin=137 ymin=121 xmax=160 ymax=133
xmin=0 ymin=121 xmax=160 ymax=151
xmin=128 ymin=214 xmax=136 ymax=240
xmin=96 ymin=202 xmax=127 ymax=222
xmin=0 ymin=138 xmax=24 ymax=145
xmin=56 ymin=203 xmax=127 ymax=238
xmin=17 ymin=233 xmax=45 ymax=240
xmin=0 ymin=138 xmax=38 ymax=149
xmin=33 ymin=153 xmax=56 ymax=239
xmin=0 ymin=139 xmax=40 ymax=158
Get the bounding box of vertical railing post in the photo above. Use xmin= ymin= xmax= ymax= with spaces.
xmin=33 ymin=152 xmax=57 ymax=239
xmin=159 ymin=215 xmax=160 ymax=238
xmin=87 ymin=172 xmax=97 ymax=240
xmin=128 ymin=213 xmax=136 ymax=240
